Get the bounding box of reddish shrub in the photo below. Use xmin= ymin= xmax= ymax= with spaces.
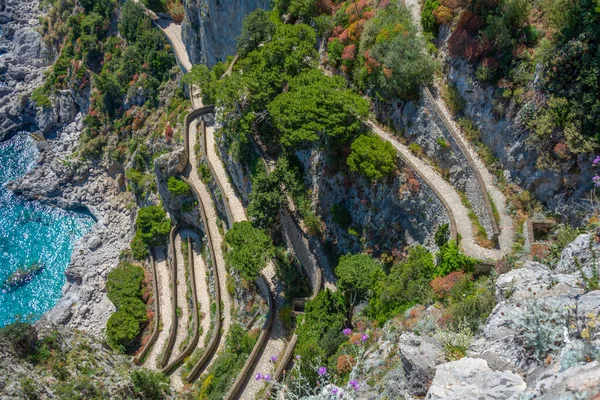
xmin=430 ymin=271 xmax=469 ymax=299
xmin=164 ymin=123 xmax=174 ymax=141
xmin=339 ymin=29 xmax=349 ymax=43
xmin=364 ymin=49 xmax=381 ymax=73
xmin=440 ymin=0 xmax=468 ymax=9
xmin=456 ymin=10 xmax=482 ymax=35
xmin=337 ymin=355 xmax=357 ymax=374
xmin=342 ymin=44 xmax=356 ymax=61
xmin=317 ymin=0 xmax=335 ymax=14
xmin=448 ymin=29 xmax=470 ymax=58
xmin=553 ymin=142 xmax=570 ymax=159
xmin=363 ymin=10 xmax=375 ymax=19
xmin=377 ymin=0 xmax=390 ymax=9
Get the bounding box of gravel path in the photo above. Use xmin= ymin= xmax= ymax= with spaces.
xmin=144 ymin=247 xmax=172 ymax=369
xmin=171 ymin=233 xmax=190 ymax=362
xmin=205 ymin=125 xmax=248 ymax=223
xmin=368 ymin=121 xmax=508 ymax=262
xmin=188 ymin=116 xmax=233 ymax=358
xmin=429 ymin=91 xmax=514 ymax=255
xmin=240 ymin=260 xmax=286 ymax=400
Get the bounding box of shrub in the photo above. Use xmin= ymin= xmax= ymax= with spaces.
xmin=131 ymin=369 xmax=170 ymax=399
xmin=369 ymin=246 xmax=435 ymax=323
xmin=447 ymin=276 xmax=496 ymax=331
xmin=131 ymin=233 xmax=149 ymax=261
xmin=430 ymin=271 xmax=469 ymax=299
xmin=441 ymin=82 xmax=465 ymax=115
xmin=106 ymin=262 xmax=145 ymax=307
xmin=167 ymin=176 xmax=191 ymax=196
xmin=225 ymin=221 xmax=274 ymax=281
xmin=435 ymin=241 xmax=477 ymax=277
xmin=31 ymin=87 xmax=51 ymax=109
xmin=0 ymin=321 xmax=37 ymax=357
xmin=347 ymin=134 xmax=397 ymax=181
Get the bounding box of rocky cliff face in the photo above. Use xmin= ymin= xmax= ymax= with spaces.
xmin=0 ymin=0 xmax=52 ymax=140
xmin=358 ymin=233 xmax=600 ymax=400
xmin=181 ymin=0 xmax=270 ymax=67
xmin=446 ymin=58 xmax=596 ymax=225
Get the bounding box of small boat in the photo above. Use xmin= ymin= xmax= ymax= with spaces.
xmin=2 ymin=262 xmax=45 ymax=292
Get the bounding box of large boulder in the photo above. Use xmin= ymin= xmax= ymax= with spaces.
xmin=426 ymin=357 xmax=526 ymax=400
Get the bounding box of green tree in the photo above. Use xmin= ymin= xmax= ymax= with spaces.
xmin=247 ymin=167 xmax=283 ymax=228
xmin=131 ymin=369 xmax=171 ymax=400
xmin=335 ymin=254 xmax=384 ymax=309
xmin=237 ymin=9 xmax=277 ymax=56
xmin=347 ymin=134 xmax=397 ymax=181
xmin=119 ymin=1 xmax=147 ymax=42
xmin=225 ymin=221 xmax=274 ymax=281
xmin=369 ymin=245 xmax=435 ymax=322
xmin=106 ymin=310 xmax=140 ymax=350
xmin=268 ymin=69 xmax=369 ymax=147
xmin=0 ymin=321 xmax=37 ymax=357
xmin=135 ymin=206 xmax=171 ymax=247
xmin=327 ymin=38 xmax=344 ymax=67
xmin=106 ymin=262 xmax=145 ymax=308
xmin=183 ymin=64 xmax=217 ymax=105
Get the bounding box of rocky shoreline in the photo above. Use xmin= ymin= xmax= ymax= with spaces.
xmin=7 ymin=115 xmax=136 ymax=337
xmin=1 ymin=0 xmax=135 ymax=337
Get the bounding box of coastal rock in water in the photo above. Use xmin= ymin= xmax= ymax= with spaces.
xmin=426 ymin=357 xmax=526 ymax=400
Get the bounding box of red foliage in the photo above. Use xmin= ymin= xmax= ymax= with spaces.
xmin=333 ymin=25 xmax=344 ymax=37
xmin=342 ymin=44 xmax=356 ymax=61
xmin=164 ymin=124 xmax=174 ymax=141
xmin=407 ymin=177 xmax=420 ymax=193
xmin=440 ymin=0 xmax=468 ymax=9
xmin=430 ymin=271 xmax=469 ymax=299
xmin=337 ymin=355 xmax=357 ymax=374
xmin=481 ymin=56 xmax=498 ymax=69
xmin=339 ymin=29 xmax=350 ymax=43
xmin=377 ymin=0 xmax=390 ymax=9
xmin=553 ymin=142 xmax=570 ymax=159
xmin=456 ymin=10 xmax=482 ymax=35
xmin=363 ymin=10 xmax=375 ymax=19
xmin=448 ymin=29 xmax=471 ymax=58
xmin=364 ymin=49 xmax=381 ymax=73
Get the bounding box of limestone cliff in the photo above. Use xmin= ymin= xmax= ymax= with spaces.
xmin=181 ymin=0 xmax=270 ymax=67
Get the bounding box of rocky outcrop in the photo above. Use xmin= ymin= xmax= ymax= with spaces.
xmin=7 ymin=115 xmax=135 ymax=337
xmin=446 ymin=58 xmax=596 ymax=224
xmin=375 ymin=93 xmax=494 ymax=240
xmin=426 ymin=357 xmax=527 ymax=400
xmin=298 ymin=148 xmax=449 ymax=255
xmin=0 ymin=0 xmax=52 ymax=140
xmin=0 ymin=322 xmax=174 ymax=399
xmin=433 ymin=233 xmax=600 ymax=399
xmin=181 ymin=0 xmax=270 ymax=67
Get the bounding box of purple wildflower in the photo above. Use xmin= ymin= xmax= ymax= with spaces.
xmin=318 ymin=366 xmax=327 ymax=376
xmin=349 ymin=379 xmax=360 ymax=390
xmin=594 ymin=156 xmax=600 ymax=165
xmin=594 ymin=175 xmax=600 ymax=187
xmin=354 ymin=340 xmax=360 ymax=346
xmin=255 ymin=373 xmax=262 ymax=381
xmin=343 ymin=328 xmax=352 ymax=336
xmin=270 ymin=355 xmax=277 ymax=363
xmin=361 ymin=333 xmax=369 ymax=342
xmin=295 ymin=355 xmax=301 ymax=360
xmin=331 ymin=387 xmax=338 ymax=395
xmin=264 ymin=374 xmax=272 ymax=381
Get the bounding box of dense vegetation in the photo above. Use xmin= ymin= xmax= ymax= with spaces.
xmin=131 ymin=206 xmax=172 ymax=260
xmin=224 ymin=221 xmax=274 ymax=281
xmin=326 ymin=0 xmax=436 ymax=99
xmin=438 ymin=0 xmax=600 ymax=161
xmin=106 ymin=262 xmax=148 ymax=351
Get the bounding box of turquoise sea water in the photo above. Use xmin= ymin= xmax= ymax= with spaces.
xmin=0 ymin=134 xmax=94 ymax=327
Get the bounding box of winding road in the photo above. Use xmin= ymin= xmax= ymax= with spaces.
xmin=143 ymin=247 xmax=172 ymax=369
